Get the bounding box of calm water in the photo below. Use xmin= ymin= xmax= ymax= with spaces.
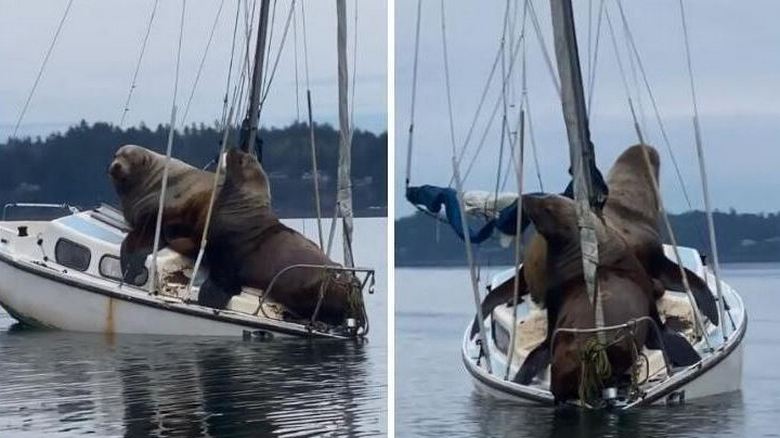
xmin=396 ymin=263 xmax=780 ymax=437
xmin=0 ymin=218 xmax=387 ymax=437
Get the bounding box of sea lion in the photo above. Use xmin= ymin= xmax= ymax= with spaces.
xmin=470 ymin=144 xmax=718 ymax=338
xmin=511 ymin=194 xmax=700 ymax=402
xmin=108 ymin=144 xmax=222 ymax=283
xmin=199 ymin=148 xmax=362 ymax=326
xmin=602 ymin=144 xmax=717 ymax=324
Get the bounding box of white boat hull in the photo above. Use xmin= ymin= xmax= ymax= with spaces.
xmin=463 ymin=317 xmax=745 ymax=408
xmin=0 ymin=208 xmax=371 ymax=339
xmin=0 ymin=253 xmax=332 ymax=339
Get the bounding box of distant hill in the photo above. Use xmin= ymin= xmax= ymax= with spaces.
xmin=0 ymin=121 xmax=387 ymax=218
xmin=396 ymin=209 xmax=780 ymax=266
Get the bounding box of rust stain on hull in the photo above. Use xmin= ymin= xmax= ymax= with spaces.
xmin=105 ymin=296 xmax=116 ymax=344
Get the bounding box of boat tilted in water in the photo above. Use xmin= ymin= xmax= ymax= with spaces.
xmin=0 ymin=0 xmax=374 ymax=341
xmin=402 ymin=0 xmax=747 ymax=409
xmin=0 ymin=204 xmax=374 ymax=340
xmin=462 ymin=245 xmax=746 ymax=408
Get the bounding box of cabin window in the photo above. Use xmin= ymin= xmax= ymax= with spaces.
xmin=492 ymin=319 xmax=511 ymax=355
xmin=54 ymin=238 xmax=91 ymax=272
xmin=99 ymin=255 xmax=148 ymax=286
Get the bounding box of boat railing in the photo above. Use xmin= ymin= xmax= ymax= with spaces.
xmin=2 ymin=203 xmax=79 ymax=221
xmin=254 ymin=263 xmax=375 ymax=334
xmin=550 ymin=315 xmax=674 ymax=382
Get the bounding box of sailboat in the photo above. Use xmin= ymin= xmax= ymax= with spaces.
xmin=0 ymin=0 xmax=375 ymax=340
xmin=405 ymin=0 xmax=746 ymax=408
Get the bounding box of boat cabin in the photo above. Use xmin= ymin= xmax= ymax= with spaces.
xmin=0 ymin=204 xmax=373 ymax=339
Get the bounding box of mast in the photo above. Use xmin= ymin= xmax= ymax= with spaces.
xmin=336 ymin=0 xmax=354 ymax=267
xmin=241 ymin=0 xmax=271 ymax=155
xmin=549 ymin=0 xmax=606 ymax=327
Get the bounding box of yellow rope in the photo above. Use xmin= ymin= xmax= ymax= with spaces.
xmin=575 ymin=326 xmax=650 ymax=405
xmin=577 ymin=337 xmax=612 ymax=405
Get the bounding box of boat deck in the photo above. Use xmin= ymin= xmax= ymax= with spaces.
xmin=463 ymin=246 xmax=747 ymax=408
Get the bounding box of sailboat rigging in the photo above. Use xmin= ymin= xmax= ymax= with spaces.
xmin=241 ymin=0 xmax=270 ymax=156
xmin=549 ymin=0 xmax=607 ymax=326
xmin=404 ymin=0 xmax=747 ymax=409
xmin=0 ymin=0 xmax=375 ymax=340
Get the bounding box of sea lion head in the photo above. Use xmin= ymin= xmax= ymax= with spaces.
xmin=109 ymin=144 xmax=158 ymax=194
xmin=521 ymin=194 xmax=579 ymax=244
xmin=606 ymin=144 xmax=661 ymax=220
xmin=610 ymin=144 xmax=659 ymax=183
xmin=521 ymin=193 xmax=628 ymax=280
xmin=520 ymin=194 xmax=583 ymax=290
xmin=225 ymin=148 xmax=271 ymax=206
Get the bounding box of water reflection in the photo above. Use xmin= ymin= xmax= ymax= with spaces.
xmin=465 ymin=391 xmax=745 ymax=438
xmin=0 ymin=321 xmax=382 ymax=437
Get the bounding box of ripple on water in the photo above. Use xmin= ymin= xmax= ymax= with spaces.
xmin=0 ymin=321 xmax=385 ymax=437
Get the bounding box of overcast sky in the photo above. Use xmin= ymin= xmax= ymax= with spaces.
xmin=0 ymin=0 xmax=387 ymax=137
xmin=395 ymin=0 xmax=780 ymax=215
xmin=3 ymin=1 xmax=780 ymax=215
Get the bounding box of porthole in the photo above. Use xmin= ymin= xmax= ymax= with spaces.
xmin=54 ymin=238 xmax=91 ymax=272
xmin=99 ymin=255 xmax=148 ymax=286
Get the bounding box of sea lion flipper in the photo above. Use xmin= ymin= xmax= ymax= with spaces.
xmin=120 ymin=228 xmax=154 ymax=284
xmin=646 ymin=326 xmax=701 ymax=367
xmin=470 ymin=267 xmax=527 ymax=339
xmin=512 ymin=341 xmax=550 ymax=384
xmin=197 ymin=277 xmax=236 ymax=309
xmin=655 ymin=255 xmax=719 ymax=325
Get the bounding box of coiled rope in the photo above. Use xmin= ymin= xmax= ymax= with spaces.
xmin=578 ymin=336 xmax=612 ymax=406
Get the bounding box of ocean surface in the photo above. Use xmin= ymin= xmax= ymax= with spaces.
xmin=396 ymin=263 xmax=780 ymax=437
xmin=0 ymin=218 xmax=387 ymax=437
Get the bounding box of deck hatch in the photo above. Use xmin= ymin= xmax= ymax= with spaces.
xmin=57 ymin=215 xmax=124 ymax=245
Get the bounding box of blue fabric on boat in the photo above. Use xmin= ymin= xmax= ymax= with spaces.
xmin=406 ymin=161 xmax=608 ymax=244
xmin=406 ymin=185 xmax=497 ymax=243
xmin=406 ymin=186 xmax=559 ymax=244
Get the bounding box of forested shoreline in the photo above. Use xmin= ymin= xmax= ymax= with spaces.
xmin=396 ymin=210 xmax=780 ymax=265
xmin=0 ymin=121 xmax=387 ymax=218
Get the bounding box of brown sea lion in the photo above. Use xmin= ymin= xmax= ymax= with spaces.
xmin=511 ymin=194 xmax=700 ymax=402
xmin=199 ymin=148 xmax=362 ymax=326
xmin=602 ymin=144 xmax=717 ymax=323
xmin=108 ymin=144 xmax=221 ymax=282
xmin=471 ymin=144 xmax=718 ymax=338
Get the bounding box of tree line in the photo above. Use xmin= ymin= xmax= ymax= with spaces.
xmin=396 ymin=209 xmax=780 ymax=266
xmin=0 ymin=121 xmax=387 ymax=217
